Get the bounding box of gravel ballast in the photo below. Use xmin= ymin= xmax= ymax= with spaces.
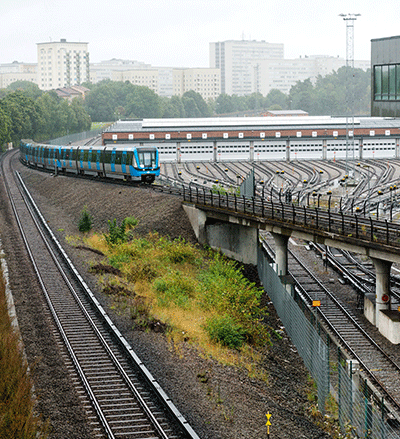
xmin=0 ymin=154 xmax=332 ymax=439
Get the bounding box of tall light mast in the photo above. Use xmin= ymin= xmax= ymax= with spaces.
xmin=339 ymin=13 xmax=360 ymax=183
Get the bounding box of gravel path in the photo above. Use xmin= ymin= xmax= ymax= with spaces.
xmin=0 ymin=154 xmax=332 ymax=439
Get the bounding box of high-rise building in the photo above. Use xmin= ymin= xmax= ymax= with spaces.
xmin=37 ymin=39 xmax=89 ymax=90
xmin=210 ymin=40 xmax=284 ymax=95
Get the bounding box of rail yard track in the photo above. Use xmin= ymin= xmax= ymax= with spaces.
xmin=1 ymin=149 xmax=200 ymax=439
xmin=261 ymin=234 xmax=400 ymax=422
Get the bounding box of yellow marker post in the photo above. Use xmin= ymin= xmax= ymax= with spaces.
xmin=266 ymin=412 xmax=272 ymax=437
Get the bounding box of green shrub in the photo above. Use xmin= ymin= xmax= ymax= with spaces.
xmin=153 ymin=272 xmax=195 ymax=308
xmin=78 ymin=206 xmax=93 ymax=233
xmin=105 ymin=218 xmax=127 ymax=245
xmin=205 ymin=315 xmax=246 ymax=349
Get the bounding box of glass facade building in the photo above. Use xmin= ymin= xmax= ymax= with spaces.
xmin=371 ymin=36 xmax=400 ymax=116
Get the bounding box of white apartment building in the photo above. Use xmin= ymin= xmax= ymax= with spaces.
xmin=254 ymin=56 xmax=370 ymax=95
xmin=112 ymin=69 xmax=159 ymax=94
xmin=37 ymin=39 xmax=89 ymax=90
xmin=173 ymin=68 xmax=220 ymax=100
xmin=110 ymin=66 xmax=220 ymax=100
xmin=210 ymin=40 xmax=284 ymax=95
xmin=0 ymin=62 xmax=37 ymax=88
xmin=89 ymin=59 xmax=152 ymax=84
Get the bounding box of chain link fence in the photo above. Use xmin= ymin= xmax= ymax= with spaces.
xmin=49 ymin=127 xmax=105 ymax=145
xmin=257 ymin=244 xmax=400 ymax=438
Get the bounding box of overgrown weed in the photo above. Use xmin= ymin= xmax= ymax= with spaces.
xmin=82 ymin=223 xmax=270 ymax=376
xmin=0 ymin=267 xmax=49 ymax=438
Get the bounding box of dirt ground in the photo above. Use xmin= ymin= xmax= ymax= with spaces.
xmin=0 ymin=154 xmax=332 ymax=439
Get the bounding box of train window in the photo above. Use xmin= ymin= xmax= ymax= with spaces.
xmin=137 ymin=150 xmax=157 ymax=167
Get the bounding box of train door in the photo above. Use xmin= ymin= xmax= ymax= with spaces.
xmin=88 ymin=148 xmax=92 ymax=170
xmin=111 ymin=149 xmax=116 ymax=172
xmin=69 ymin=147 xmax=73 ymax=168
xmin=56 ymin=147 xmax=61 ymax=169
xmin=62 ymin=148 xmax=67 ymax=168
xmin=79 ymin=149 xmax=84 ymax=170
xmin=121 ymin=150 xmax=127 ymax=174
xmin=96 ymin=150 xmax=101 ymax=172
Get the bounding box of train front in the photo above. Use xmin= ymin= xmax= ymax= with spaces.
xmin=134 ymin=146 xmax=160 ymax=183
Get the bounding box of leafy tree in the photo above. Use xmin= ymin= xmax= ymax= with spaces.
xmin=182 ymin=90 xmax=211 ymax=117
xmin=7 ymin=81 xmax=42 ymax=100
xmin=215 ymin=93 xmax=236 ymax=114
xmin=84 ymin=80 xmax=119 ymax=122
xmin=289 ymin=67 xmax=371 ymax=116
xmin=289 ymin=78 xmax=316 ymax=114
xmin=182 ymin=96 xmax=201 ymax=117
xmin=162 ymin=96 xmax=186 ymax=118
xmin=0 ymin=105 xmax=11 ymax=149
xmin=265 ymin=89 xmax=288 ymax=110
xmin=0 ymin=90 xmax=42 ymax=146
xmin=126 ymin=86 xmax=163 ymax=118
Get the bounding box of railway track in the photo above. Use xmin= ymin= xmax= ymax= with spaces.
xmin=261 ymin=234 xmax=400 ymax=421
xmin=1 ymin=150 xmax=199 ymax=439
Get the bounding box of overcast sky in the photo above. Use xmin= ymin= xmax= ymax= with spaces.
xmin=1 ymin=0 xmax=398 ymax=67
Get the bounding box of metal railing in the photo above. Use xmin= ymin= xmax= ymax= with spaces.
xmin=180 ymin=186 xmax=400 ymax=251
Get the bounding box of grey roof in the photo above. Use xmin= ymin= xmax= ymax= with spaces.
xmin=106 ymin=117 xmax=400 ymax=133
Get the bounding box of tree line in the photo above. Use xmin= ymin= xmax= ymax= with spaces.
xmin=0 ymin=66 xmax=371 ymax=149
xmin=0 ymin=82 xmax=91 ymax=148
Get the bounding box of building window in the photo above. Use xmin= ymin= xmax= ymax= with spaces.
xmin=374 ymin=63 xmax=400 ymax=101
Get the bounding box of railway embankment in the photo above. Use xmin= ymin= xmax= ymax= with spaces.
xmin=0 ymin=153 xmax=334 ymax=438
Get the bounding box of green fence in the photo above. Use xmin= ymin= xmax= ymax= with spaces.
xmin=257 ymin=244 xmax=400 ymax=438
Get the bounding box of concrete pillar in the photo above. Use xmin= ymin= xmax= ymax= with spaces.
xmin=286 ymin=138 xmax=290 ymax=161
xmin=396 ymin=138 xmax=400 ymax=159
xmin=359 ymin=139 xmax=363 ymax=160
xmin=249 ymin=140 xmax=254 ymax=162
xmin=322 ymin=138 xmax=327 ymax=160
xmin=213 ymin=141 xmax=218 ymax=162
xmin=182 ymin=204 xmax=207 ymax=244
xmin=177 ymin=142 xmax=181 ymax=163
xmin=271 ymin=233 xmax=289 ymax=276
xmin=371 ymin=257 xmax=392 ymax=326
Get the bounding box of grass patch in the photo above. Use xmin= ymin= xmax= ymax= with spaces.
xmin=0 ymin=266 xmax=49 ymax=438
xmin=82 ymin=227 xmax=271 ymax=375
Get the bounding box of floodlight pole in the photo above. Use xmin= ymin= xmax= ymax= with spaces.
xmin=339 ymin=13 xmax=360 ymax=185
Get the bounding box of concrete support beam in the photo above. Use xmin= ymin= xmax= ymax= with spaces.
xmin=206 ymin=222 xmax=258 ymax=264
xmin=271 ymin=233 xmax=289 ymax=276
xmin=286 ymin=138 xmax=290 ymax=161
xmin=182 ymin=204 xmax=207 ymax=244
xmin=322 ymin=139 xmax=327 ymax=160
xmin=249 ymin=140 xmax=254 ymax=162
xmin=213 ymin=141 xmax=217 ymax=162
xmin=182 ymin=204 xmax=258 ymax=264
xmin=371 ymin=257 xmax=392 ymax=326
xmin=177 ymin=142 xmax=181 ymax=163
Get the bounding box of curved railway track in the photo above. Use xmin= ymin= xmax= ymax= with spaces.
xmin=1 ymin=150 xmax=199 ymax=439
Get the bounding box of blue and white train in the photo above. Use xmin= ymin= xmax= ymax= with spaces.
xmin=20 ymin=141 xmax=160 ymax=183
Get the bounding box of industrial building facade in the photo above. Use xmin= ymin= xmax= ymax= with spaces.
xmin=371 ymin=35 xmax=400 ymax=117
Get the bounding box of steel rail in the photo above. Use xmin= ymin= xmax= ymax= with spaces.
xmin=15 ymin=171 xmax=171 ymax=439
xmin=261 ymin=235 xmax=400 ymax=417
xmin=3 ymin=150 xmax=200 ymax=439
